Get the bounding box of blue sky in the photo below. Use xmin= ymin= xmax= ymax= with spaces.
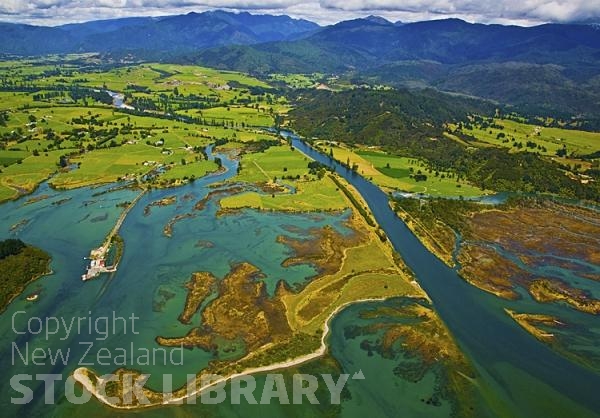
xmin=0 ymin=0 xmax=598 ymax=26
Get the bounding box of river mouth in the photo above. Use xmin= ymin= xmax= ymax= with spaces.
xmin=1 ymin=134 xmax=599 ymax=417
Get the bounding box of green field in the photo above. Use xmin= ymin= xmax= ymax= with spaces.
xmin=0 ymin=150 xmax=65 ymax=199
xmin=221 ymin=176 xmax=347 ymax=212
xmin=318 ymin=144 xmax=486 ymax=197
xmin=0 ymin=60 xmax=272 ymax=98
xmin=455 ymin=118 xmax=600 ymax=158
xmin=268 ymin=73 xmax=356 ymax=91
xmin=49 ymin=144 xmax=205 ymax=189
xmin=199 ymin=106 xmax=274 ymax=128
xmin=220 ymin=142 xmax=348 ymax=211
xmin=158 ymin=159 xmax=218 ymax=184
xmin=235 ymin=145 xmax=312 ymax=183
xmin=0 ymin=105 xmax=219 ymax=192
xmin=268 ymin=73 xmax=325 ymax=89
xmin=0 ymin=150 xmax=29 ymax=166
xmin=0 ymin=58 xmax=288 ymax=201
xmin=357 ymin=150 xmax=485 ymax=197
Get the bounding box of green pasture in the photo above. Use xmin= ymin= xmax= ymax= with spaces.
xmin=458 ymin=118 xmax=600 ymax=157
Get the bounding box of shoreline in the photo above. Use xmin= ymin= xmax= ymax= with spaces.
xmin=73 ymin=131 xmax=434 ymax=409
xmin=73 ymin=296 xmax=393 ymax=409
xmin=0 ymin=181 xmax=43 ymax=205
xmin=0 ymin=262 xmax=53 ymax=315
xmin=390 ymin=203 xmax=456 ymax=268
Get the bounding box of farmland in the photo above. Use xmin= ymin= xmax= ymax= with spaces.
xmin=221 ymin=176 xmax=348 ymax=212
xmin=235 ymin=145 xmax=311 ymax=183
xmin=221 ymin=144 xmax=348 ymax=211
xmin=452 ymin=117 xmax=600 ymax=160
xmin=0 ymin=57 xmax=289 ymax=200
xmin=316 ymin=143 xmax=487 ymax=197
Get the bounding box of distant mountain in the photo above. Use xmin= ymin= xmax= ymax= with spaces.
xmin=299 ymin=18 xmax=600 ymax=66
xmin=0 ymin=22 xmax=73 ymax=56
xmin=59 ymin=17 xmax=158 ymax=38
xmin=194 ymin=18 xmax=600 ymax=72
xmin=363 ymin=16 xmax=393 ymax=25
xmin=0 ymin=11 xmax=319 ymax=55
xmin=1 ymin=13 xmax=599 ymax=119
xmin=193 ymin=18 xmax=600 ymax=119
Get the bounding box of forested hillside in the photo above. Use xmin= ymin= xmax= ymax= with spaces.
xmin=290 ymin=90 xmax=600 ymax=201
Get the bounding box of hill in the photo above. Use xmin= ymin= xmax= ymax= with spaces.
xmin=289 ymin=89 xmax=600 ymax=201
xmin=1 ymin=13 xmax=599 ymax=120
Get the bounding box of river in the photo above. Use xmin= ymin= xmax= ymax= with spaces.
xmin=286 ymin=132 xmax=600 ymax=417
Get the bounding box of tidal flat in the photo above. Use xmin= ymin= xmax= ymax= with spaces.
xmin=394 ymin=196 xmax=600 ymax=375
xmin=75 ymin=172 xmax=439 ymax=409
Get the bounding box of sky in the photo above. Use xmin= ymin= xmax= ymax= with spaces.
xmin=0 ymin=0 xmax=599 ymax=27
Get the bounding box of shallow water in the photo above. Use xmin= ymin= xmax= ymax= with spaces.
xmin=0 ymin=153 xmax=359 ymax=417
xmin=0 ymin=139 xmax=599 ymax=417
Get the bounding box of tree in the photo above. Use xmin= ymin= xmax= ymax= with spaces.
xmin=58 ymin=155 xmax=69 ymax=168
xmin=0 ymin=239 xmax=25 ymax=260
xmin=0 ymin=111 xmax=9 ymax=126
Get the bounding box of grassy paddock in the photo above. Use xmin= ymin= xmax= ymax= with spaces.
xmin=236 ymin=145 xmax=311 ymax=183
xmin=456 ymin=118 xmax=600 ymax=157
xmin=220 ymin=176 xmax=347 ymax=212
xmin=0 ymin=59 xmax=290 ymax=200
xmin=319 ymin=144 xmax=486 ymax=197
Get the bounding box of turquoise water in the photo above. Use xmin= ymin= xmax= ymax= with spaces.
xmin=289 ymin=134 xmax=600 ymax=417
xmin=0 ymin=140 xmax=599 ymax=417
xmin=0 ymin=154 xmax=360 ymax=417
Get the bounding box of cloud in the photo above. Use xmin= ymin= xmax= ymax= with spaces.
xmin=0 ymin=0 xmax=598 ymax=26
xmin=319 ymin=0 xmax=600 ymax=23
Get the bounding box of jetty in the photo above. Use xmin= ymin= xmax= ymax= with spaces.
xmin=82 ymin=191 xmax=145 ymax=281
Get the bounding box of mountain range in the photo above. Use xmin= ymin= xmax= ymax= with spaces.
xmin=193 ymin=16 xmax=600 ymax=118
xmin=0 ymin=11 xmax=319 ymax=55
xmin=1 ymin=11 xmax=599 ymax=120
